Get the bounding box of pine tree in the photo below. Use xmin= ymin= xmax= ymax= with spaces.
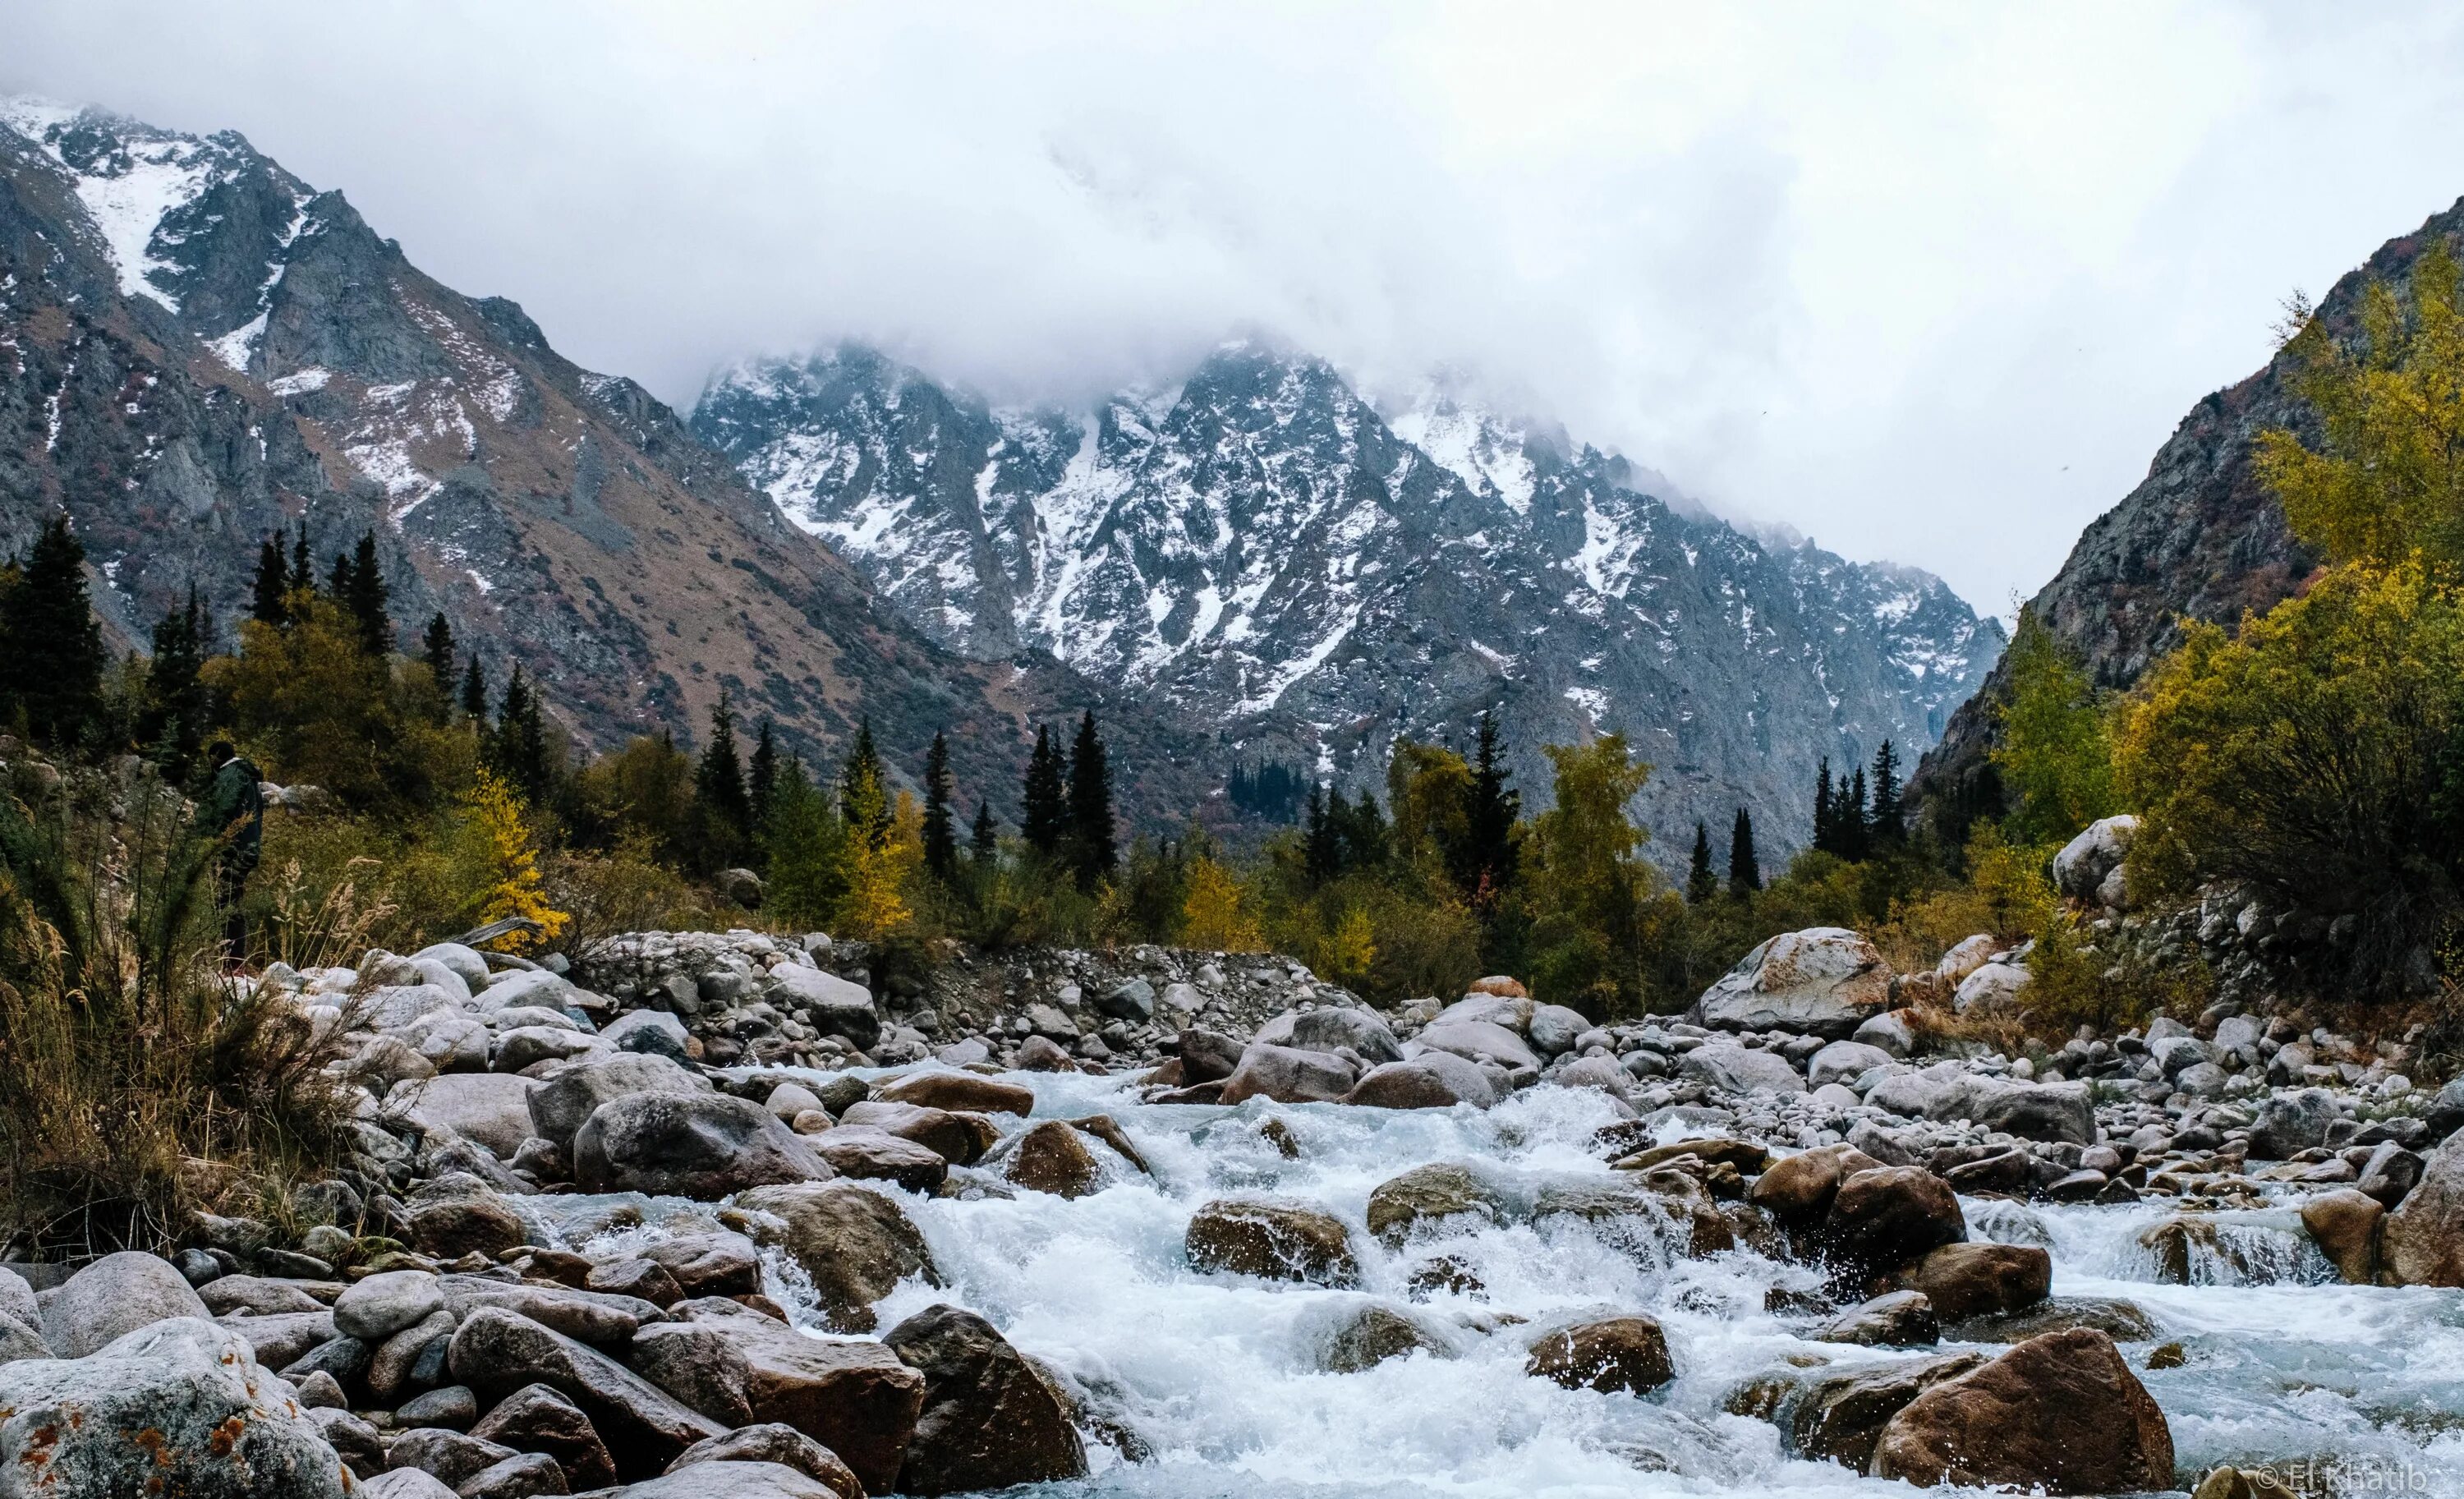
xmin=1727 ymin=807 xmax=1763 ymax=897
xmin=1021 ymin=724 xmax=1067 ymax=857
xmin=326 ymin=549 xmax=352 ymax=599
xmin=920 ymin=729 xmax=958 ymax=880
xmin=1869 ymin=739 xmax=1904 ymax=847
xmin=250 ymin=533 xmax=290 ymax=625
xmin=1812 ymin=756 xmax=1835 ymax=854
xmin=1455 ymin=710 xmax=1520 ymax=904
xmin=1338 ymin=789 xmax=1391 ymax=871
xmin=0 ymin=515 xmax=106 ymax=746
xmin=747 ymin=718 xmax=779 ymax=839
xmin=839 ymin=718 xmax=890 ymax=848
xmin=1302 ymin=784 xmax=1340 ymax=885
xmin=421 ymin=613 xmax=455 ymax=688
xmin=490 ymin=664 xmax=552 ymax=803
xmin=970 ymin=798 xmax=998 ymax=864
xmin=290 ymin=527 xmax=313 ymax=600
xmin=460 ymin=654 xmax=488 ymax=720
xmin=346 ymin=531 xmax=389 ymax=655
xmin=1843 ymin=766 xmax=1871 ymax=862
xmin=696 ymin=690 xmax=751 ymax=846
xmin=145 ymin=585 xmax=209 ymax=777
xmin=1065 ymin=710 xmax=1117 ymax=888
xmin=1687 ymin=820 xmax=1717 ymax=904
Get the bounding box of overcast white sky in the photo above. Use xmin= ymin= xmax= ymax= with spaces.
xmin=9 ymin=2 xmax=2464 ymax=612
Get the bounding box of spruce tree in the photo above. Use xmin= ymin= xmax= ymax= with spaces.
xmin=747 ymin=718 xmax=779 ymax=839
xmin=1065 ymin=710 xmax=1117 ymax=888
xmin=460 ymin=654 xmax=488 ymax=720
xmin=1727 ymin=807 xmax=1762 ymax=897
xmin=250 ymin=533 xmax=289 ymax=625
xmin=290 ymin=527 xmax=313 ymax=600
xmin=145 ymin=585 xmax=209 ymax=777
xmin=1338 ymin=789 xmax=1390 ymax=871
xmin=1687 ymin=820 xmax=1717 ymax=904
xmin=1869 ymin=739 xmax=1904 ymax=847
xmin=346 ymin=531 xmax=389 ymax=655
xmin=1456 ymin=710 xmax=1521 ymax=903
xmin=696 ymin=690 xmax=751 ymax=851
xmin=421 ymin=613 xmax=455 ymax=688
xmin=1021 ymin=724 xmax=1067 ymax=857
xmin=839 ymin=718 xmax=890 ymax=848
xmin=491 ymin=664 xmax=551 ymax=802
xmin=1302 ymin=784 xmax=1340 ymax=885
xmin=921 ymin=729 xmax=958 ymax=880
xmin=1812 ymin=756 xmax=1834 ymax=855
xmin=971 ymin=798 xmax=999 ymax=864
xmin=0 ymin=516 xmax=105 ymax=747
xmin=1843 ymin=766 xmax=1871 ymax=862
xmin=326 ymin=549 xmax=352 ymax=600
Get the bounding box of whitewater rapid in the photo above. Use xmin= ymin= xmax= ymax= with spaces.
xmin=588 ymin=1072 xmax=2464 ymax=1497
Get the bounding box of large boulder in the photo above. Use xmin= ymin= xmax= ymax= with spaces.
xmin=670 ymin=1301 xmax=925 ymax=1496
xmin=595 ymin=1460 xmax=846 ymax=1497
xmin=1000 ymin=1120 xmax=1106 ymax=1198
xmin=1524 ymin=1317 xmax=1673 ymax=1394
xmin=1689 ymin=927 xmax=1891 ymax=1038
xmin=527 ymin=1053 xmax=712 ymax=1152
xmin=766 ymin=965 xmax=880 ymax=1050
xmin=734 ymin=1181 xmax=942 ymax=1332
xmin=334 ymin=1268 xmax=447 ymax=1341
xmin=1185 ymin=1201 xmax=1359 ymax=1285
xmin=39 ymin=1249 xmax=212 ymax=1359
xmin=2250 ymin=1087 xmax=2341 ymax=1161
xmin=1820 ymin=1166 xmax=1965 ymax=1274
xmin=0 ymin=1317 xmax=351 ymax=1497
xmin=1412 ymin=1020 xmax=1540 ymax=1074
xmin=1806 ymin=1040 xmax=1894 ymax=1089
xmin=1791 ymin=1351 xmax=1985 ymax=1470
xmin=1678 ymin=1042 xmax=1805 ymax=1096
xmin=448 ymin=1308 xmax=724 ymax=1478
xmin=574 ymin=1092 xmax=832 ymax=1198
xmin=1366 ymin=1163 xmax=1506 ymax=1245
xmin=1284 ymin=1006 xmax=1405 ymax=1064
xmin=804 ymin=1126 xmax=950 ymax=1193
xmin=1973 ymin=1080 xmax=2096 ymax=1145
xmin=1892 ymin=1243 xmax=2052 ymax=1321
xmin=1219 ymin=1042 xmax=1357 ymax=1105
xmin=469 ymin=1380 xmax=618 ymax=1490
xmin=877 ymin=1070 xmax=1035 ymax=1117
xmin=2301 ymin=1189 xmax=2384 ymax=1285
xmin=1952 ymin=962 xmax=2031 ymax=1015
xmin=399 ymin=1070 xmax=539 ymax=1156
xmin=1870 ymin=1328 xmax=2173 ymax=1493
xmin=883 ymin=1304 xmax=1087 ymax=1495
xmin=2052 ymin=815 xmax=2138 ymax=903
xmin=839 ymin=1101 xmax=995 ymax=1166
xmin=665 ymin=1425 xmax=862 ymax=1498
xmin=2382 ymin=1132 xmax=2464 ymax=1286
xmin=1345 ymin=1053 xmax=1499 ymax=1110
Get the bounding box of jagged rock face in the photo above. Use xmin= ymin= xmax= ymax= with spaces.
xmin=0 ymin=99 xmax=1213 ymax=816
xmin=1915 ymin=195 xmax=2464 ymax=821
xmin=696 ymin=349 xmax=2003 ymax=856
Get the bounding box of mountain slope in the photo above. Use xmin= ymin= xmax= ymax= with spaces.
xmin=1910 ymin=196 xmax=2464 ymax=825
xmin=0 ymin=99 xmax=1214 ymax=816
xmin=694 ymin=345 xmax=2005 ymax=856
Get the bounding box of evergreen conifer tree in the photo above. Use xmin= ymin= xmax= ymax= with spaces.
xmin=1812 ymin=756 xmax=1834 ymax=854
xmin=1727 ymin=807 xmax=1763 ymax=897
xmin=1338 ymin=789 xmax=1390 ymax=871
xmin=839 ymin=718 xmax=891 ymax=848
xmin=921 ymin=729 xmax=958 ymax=880
xmin=1302 ymin=784 xmax=1340 ymax=885
xmin=1843 ymin=766 xmax=1871 ymax=862
xmin=747 ymin=718 xmax=779 ymax=839
xmin=490 ymin=664 xmax=551 ymax=802
xmin=1687 ymin=820 xmax=1717 ymax=904
xmin=1456 ymin=710 xmax=1521 ymax=904
xmin=1021 ymin=724 xmax=1068 ymax=857
xmin=145 ymin=585 xmax=209 ymax=777
xmin=326 ymin=550 xmax=352 ymax=600
xmin=251 ymin=533 xmax=289 ymax=625
xmin=696 ymin=690 xmax=751 ymax=853
xmin=971 ymin=798 xmax=998 ymax=864
xmin=1065 ymin=710 xmax=1117 ymax=887
xmin=1869 ymin=739 xmax=1904 ymax=846
xmin=0 ymin=515 xmax=105 ymax=746
xmin=290 ymin=527 xmax=313 ymax=599
xmin=460 ymin=654 xmax=488 ymax=720
xmin=346 ymin=531 xmax=389 ymax=655
xmin=421 ymin=613 xmax=454 ymax=688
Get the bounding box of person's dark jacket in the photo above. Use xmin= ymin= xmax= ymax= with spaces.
xmin=199 ymin=755 xmax=265 ymax=876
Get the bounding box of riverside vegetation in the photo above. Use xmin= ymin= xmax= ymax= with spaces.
xmin=3 ymin=259 xmax=2464 ymax=1499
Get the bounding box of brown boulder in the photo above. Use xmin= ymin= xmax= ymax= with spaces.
xmin=803 ymin=1126 xmax=949 ymax=1193
xmin=664 ymin=1424 xmax=863 ymax=1497
xmin=447 ymin=1308 xmax=724 ymax=1480
xmin=838 ymin=1101 xmax=997 ymax=1165
xmin=1365 ymin=1163 xmax=1506 ymax=1246
xmin=1892 ymin=1242 xmax=2052 ymax=1321
xmin=626 ymin=1322 xmax=757 ymax=1426
xmin=407 ymin=1195 xmax=528 ymax=1260
xmin=1003 ymin=1120 xmax=1106 ymax=1198
xmin=1870 ymin=1327 xmax=2174 ymax=1493
xmin=876 ymin=1071 xmax=1036 ymax=1117
xmin=2301 ymin=1189 xmax=2384 ymax=1285
xmin=1747 ymin=1145 xmax=1882 ymax=1226
xmin=733 ymin=1181 xmax=942 ymax=1332
xmin=2379 ymin=1132 xmax=2464 ymax=1285
xmin=1820 ymin=1166 xmax=1965 ymax=1272
xmin=1792 ymin=1352 xmax=1984 ymax=1470
xmin=1186 ymin=1201 xmax=1359 ymax=1285
xmin=1524 ymin=1317 xmax=1674 ymax=1395
xmin=1321 ymin=1304 xmax=1454 ymax=1372
xmin=673 ymin=1300 xmax=926 ymax=1496
xmin=884 ymin=1304 xmax=1087 ymax=1495
xmin=468 ymin=1381 xmax=618 ymax=1490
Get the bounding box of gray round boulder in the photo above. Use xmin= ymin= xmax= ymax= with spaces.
xmin=574 ymin=1091 xmax=834 ymax=1198
xmin=39 ymin=1249 xmax=212 ymax=1359
xmin=1689 ymin=927 xmax=1891 ymax=1038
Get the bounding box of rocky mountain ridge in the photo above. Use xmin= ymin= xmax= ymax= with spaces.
xmin=693 ymin=345 xmax=2006 ymax=855
xmin=0 ymin=98 xmax=1216 ymax=816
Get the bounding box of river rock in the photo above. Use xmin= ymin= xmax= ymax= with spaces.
xmin=878 ymin=1070 xmax=1037 ymax=1116
xmin=1524 ymin=1316 xmax=1674 ymax=1394
xmin=599 ymin=1460 xmax=847 ymax=1497
xmin=839 ymin=1101 xmax=995 ymax=1165
xmin=1806 ymin=1041 xmax=1893 ymax=1089
xmin=626 ymin=1321 xmax=758 ymax=1426
xmin=1003 ymin=1118 xmax=1107 ymax=1197
xmin=1747 ymin=1144 xmax=1882 ymax=1226
xmin=1367 ymin=1163 xmax=1507 ymax=1244
xmin=1820 ymin=1167 xmax=1965 ymax=1273
xmin=1285 ymin=1005 xmax=1404 ymax=1064
xmin=1689 ymin=927 xmax=1890 ymax=1038
xmin=399 ymin=1070 xmax=539 ymax=1156
xmin=526 ymin=1053 xmax=710 ymax=1152
xmin=0 ymin=1317 xmax=350 ymax=1497
xmin=884 ymin=1304 xmax=1087 ymax=1494
xmin=448 ymin=1307 xmax=724 ymax=1478
xmin=39 ymin=1248 xmax=213 ymax=1359
xmin=334 ymin=1268 xmax=447 ymax=1341
xmin=365 ymin=1469 xmax=461 ymax=1498
xmin=575 ymin=1091 xmax=832 ymax=1198
xmin=1322 ymin=1304 xmax=1454 ymax=1371
xmin=1870 ymin=1327 xmax=2173 ymax=1493
xmin=1853 ymin=1009 xmax=1917 ymax=1057
xmin=1679 ymin=1042 xmax=1806 ymax=1095
xmin=406 ymin=1187 xmax=528 ymax=1259
xmin=1793 ymin=1351 xmax=1985 ymax=1470
xmin=470 ymin=1380 xmax=618 ymax=1489
xmin=1527 ymin=1004 xmax=1593 ymax=1056
xmin=671 ymin=1300 xmax=926 ymax=1496
xmin=1412 ymin=1019 xmax=1542 ymax=1074
xmin=2381 ymin=1132 xmax=2464 ymax=1285
xmin=1175 ymin=1028 xmax=1246 ymax=1083
xmin=1220 ymin=1041 xmax=1358 ymax=1104
xmin=2301 ymin=1189 xmax=2384 ymax=1284
xmin=1818 ymin=1290 xmax=1939 ymax=1346
xmin=602 ymin=1009 xmax=694 ymax=1060
xmin=1345 ymin=1052 xmax=1499 ymax=1110
xmin=1952 ymin=962 xmax=2030 ymax=1014
xmin=1972 ymin=1080 xmax=2096 ymax=1145
xmin=2250 ymin=1087 xmax=2341 ymax=1160
xmin=1186 ymin=1200 xmax=1360 ymax=1285
xmin=1892 ymin=1242 xmax=2052 ymax=1320
xmin=1947 ymin=1295 xmax=2159 ymax=1344
xmin=767 ymin=964 xmax=880 ymax=1050
xmin=667 ymin=1426 xmax=863 ymax=1497
xmin=804 ymin=1125 xmax=949 ymax=1193
xmin=0 ymin=1315 xmax=49 ymax=1365
xmin=734 ymin=1180 xmax=942 ymax=1332
xmin=197 ymin=1272 xmax=325 ymax=1317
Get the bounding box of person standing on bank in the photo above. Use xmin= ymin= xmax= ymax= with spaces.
xmin=198 ymin=739 xmax=264 ymax=968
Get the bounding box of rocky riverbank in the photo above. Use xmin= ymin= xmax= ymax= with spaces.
xmin=2 ymin=918 xmax=2458 ymax=1497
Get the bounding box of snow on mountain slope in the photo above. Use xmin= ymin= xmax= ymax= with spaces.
xmin=695 ymin=343 xmax=2007 ymax=854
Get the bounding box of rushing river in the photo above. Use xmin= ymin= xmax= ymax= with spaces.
xmin=582 ymin=1070 xmax=2464 ymax=1497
